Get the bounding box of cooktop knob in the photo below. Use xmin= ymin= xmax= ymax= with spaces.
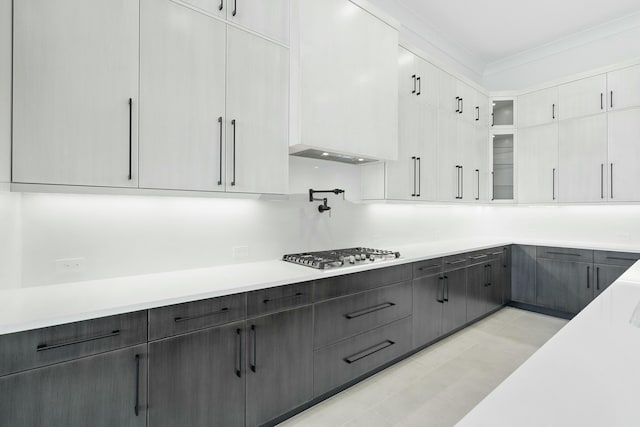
xmin=349 ymin=255 xmax=356 ymax=264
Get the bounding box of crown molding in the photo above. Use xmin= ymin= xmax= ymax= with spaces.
xmin=484 ymin=10 xmax=640 ymax=77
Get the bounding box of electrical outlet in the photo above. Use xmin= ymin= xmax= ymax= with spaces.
xmin=233 ymin=246 xmax=249 ymax=260
xmin=55 ymin=258 xmax=86 ymax=273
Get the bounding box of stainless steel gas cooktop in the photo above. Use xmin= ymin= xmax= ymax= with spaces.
xmin=282 ymin=247 xmax=401 ymax=270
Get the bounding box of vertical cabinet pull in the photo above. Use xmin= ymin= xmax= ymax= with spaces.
xmin=232 ymin=0 xmax=237 ymax=16
xmin=411 ymin=157 xmax=417 ymax=197
xmin=596 ymin=267 xmax=600 ymax=291
xmin=460 ymin=166 xmax=464 ymax=199
xmin=455 ymin=97 xmax=460 ymax=113
xmin=587 ymin=266 xmax=590 ymax=289
xmin=128 ymin=98 xmax=133 ymax=180
xmin=444 ymin=276 xmax=449 ymax=302
xmin=491 ymin=112 xmax=495 ymax=127
xmin=600 ymin=93 xmax=604 ymax=110
xmin=552 ymin=168 xmax=556 ymax=200
xmin=134 ymin=354 xmax=140 ymax=416
xmin=250 ymin=324 xmax=257 ymax=373
xmin=475 ymin=106 xmax=480 ymax=121
xmin=218 ymin=0 xmax=223 ymax=10
xmin=475 ymin=169 xmax=480 ymax=200
xmin=610 ymin=91 xmax=613 ymax=109
xmin=610 ymin=163 xmax=614 ymax=199
xmin=417 ymin=157 xmax=421 ymax=197
xmin=460 ymin=98 xmax=464 ymax=114
xmin=416 ymin=77 xmax=421 ymax=96
xmin=455 ymin=166 xmax=461 ymax=199
xmin=552 ymin=103 xmax=555 ymax=120
xmin=437 ymin=277 xmax=445 ymax=303
xmin=217 ymin=117 xmax=223 ymax=186
xmin=412 ymin=75 xmax=417 ymax=94
xmin=231 ymin=119 xmax=237 ymax=186
xmin=235 ymin=328 xmax=242 ymax=378
xmin=491 ymin=171 xmax=495 ymax=201
xmin=600 ymin=164 xmax=604 ymax=199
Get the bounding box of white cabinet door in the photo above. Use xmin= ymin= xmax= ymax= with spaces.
xmin=558 ymin=115 xmax=608 ymax=202
xmin=470 ymin=127 xmax=489 ymax=202
xmin=608 ymin=108 xmax=640 ymax=201
xmin=416 ymin=105 xmax=439 ymax=201
xmin=438 ymin=71 xmax=458 ymax=114
xmin=12 ymin=0 xmax=139 ymax=187
xmin=179 ymin=0 xmax=226 ymax=19
xmin=437 ymin=112 xmax=460 ymax=201
xmin=607 ymin=65 xmax=640 ymax=111
xmin=518 ymin=87 xmax=558 ymax=128
xmin=558 ymin=74 xmax=606 ymax=120
xmin=457 ymin=82 xmax=476 ymax=124
xmin=226 ymin=0 xmax=290 ymax=45
xmin=139 ymin=0 xmax=226 ymax=192
xmin=458 ymin=120 xmax=475 ymax=201
xmin=475 ymin=93 xmax=490 ymax=128
xmin=296 ymin=0 xmax=398 ymax=160
xmin=226 ymin=27 xmax=289 ymax=194
xmin=517 ymin=124 xmax=558 ymax=203
xmin=386 ymin=94 xmax=420 ymax=200
xmin=398 ymin=47 xmax=417 ymax=99
xmin=416 ymin=58 xmax=440 ymax=109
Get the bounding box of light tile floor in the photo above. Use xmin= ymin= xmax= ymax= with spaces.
xmin=279 ymin=308 xmax=568 ymax=427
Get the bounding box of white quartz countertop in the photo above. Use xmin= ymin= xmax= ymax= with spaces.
xmin=457 ymin=260 xmax=640 ymax=427
xmin=2 ymin=238 xmax=639 ymax=336
xmin=0 ymin=238 xmax=512 ymax=335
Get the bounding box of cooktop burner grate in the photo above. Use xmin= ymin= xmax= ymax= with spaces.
xmin=282 ymin=247 xmax=401 ymax=269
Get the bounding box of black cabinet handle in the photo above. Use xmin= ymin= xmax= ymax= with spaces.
xmin=475 ymin=169 xmax=480 ymax=200
xmin=606 ymin=256 xmax=637 ymax=262
xmin=601 ymin=93 xmax=604 ymax=110
xmin=232 ymin=0 xmax=237 ymax=16
xmin=587 ymin=266 xmax=590 ymax=289
xmin=601 ymin=164 xmax=604 ymax=199
xmin=596 ymin=267 xmax=600 ymax=291
xmin=345 ymin=302 xmax=395 ymax=319
xmin=417 ymin=157 xmax=421 ymax=196
xmin=460 ymin=98 xmax=464 ymax=114
xmin=447 ymin=258 xmax=466 ymax=265
xmin=437 ymin=277 xmax=445 ymax=303
xmin=488 ymin=264 xmax=493 ymax=286
xmin=416 ymin=76 xmax=421 ymax=96
xmin=235 ymin=328 xmax=242 ymax=378
xmin=444 ymin=276 xmax=449 ymax=302
xmin=503 ymin=247 xmax=508 ymax=268
xmin=231 ymin=119 xmax=237 ymax=186
xmin=412 ymin=156 xmax=417 ymax=197
xmin=470 ymin=254 xmax=487 ymax=260
xmin=412 ymin=75 xmax=416 ymax=94
xmin=491 ymin=251 xmax=503 ymax=256
xmin=418 ymin=264 xmax=440 ymax=271
xmin=174 ymin=307 xmax=229 ymax=323
xmin=460 ymin=166 xmax=464 ymax=199
xmin=475 ymin=106 xmax=480 ymax=121
xmin=250 ymin=324 xmax=257 ymax=373
xmin=344 ymin=340 xmax=395 ymax=364
xmin=36 ymin=330 xmax=120 ymax=352
xmin=552 ymin=168 xmax=556 ymax=200
xmin=455 ymin=166 xmax=461 ymax=199
xmin=455 ymin=97 xmax=460 ymax=113
xmin=219 ymin=0 xmax=224 ymax=10
xmin=263 ymin=292 xmax=303 ymax=304
xmin=610 ymin=90 xmax=613 ymax=109
xmin=610 ymin=163 xmax=614 ymax=199
xmin=491 ymin=112 xmax=495 ymax=127
xmin=484 ymin=264 xmax=489 ymax=286
xmin=552 ymin=103 xmax=555 ymax=120
xmin=217 ymin=117 xmax=223 ymax=185
xmin=491 ymin=171 xmax=495 ymax=201
xmin=128 ymin=98 xmax=133 ymax=180
xmin=547 ymin=251 xmax=581 ymax=257
xmin=134 ymin=354 xmax=140 ymax=416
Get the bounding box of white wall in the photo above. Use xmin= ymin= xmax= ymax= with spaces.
xmin=484 ymin=15 xmax=640 ymax=91
xmin=0 ymin=0 xmax=10 ymax=182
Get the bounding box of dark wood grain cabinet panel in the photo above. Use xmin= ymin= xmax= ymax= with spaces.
xmin=314 ymin=264 xmax=412 ymax=301
xmin=0 ymin=345 xmax=148 ymax=427
xmin=511 ymin=245 xmax=537 ymax=304
xmin=536 ymin=258 xmax=592 ymax=314
xmin=247 ymin=281 xmax=313 ymax=317
xmin=412 ymin=273 xmax=444 ymax=348
xmin=441 ymin=267 xmax=467 ymax=335
xmin=594 ymin=264 xmax=628 ymax=298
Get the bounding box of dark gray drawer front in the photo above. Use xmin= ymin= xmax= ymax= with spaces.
xmin=313 ymin=317 xmax=412 ymax=397
xmin=149 ymin=293 xmax=245 ymax=341
xmin=314 ymin=281 xmax=412 ymax=349
xmin=315 ymin=264 xmax=412 ymax=301
xmin=413 ymin=258 xmax=443 ymax=279
xmin=443 ymin=253 xmax=470 ymax=272
xmin=247 ymin=281 xmax=313 ymax=318
xmin=537 ymin=246 xmax=593 ymax=262
xmin=466 ymin=249 xmax=499 ymax=266
xmin=594 ymin=251 xmax=640 ymax=267
xmin=0 ymin=311 xmax=147 ymax=376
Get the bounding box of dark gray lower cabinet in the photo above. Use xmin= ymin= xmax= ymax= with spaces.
xmin=412 ymin=274 xmax=444 ymax=348
xmin=246 ymin=306 xmax=313 ymax=427
xmin=536 ymin=259 xmax=592 ymax=314
xmin=442 ymin=268 xmax=467 ymax=335
xmin=0 ymin=345 xmax=147 ymax=427
xmin=467 ymin=259 xmax=503 ymax=321
xmin=594 ymin=264 xmax=628 ymax=297
xmin=487 ymin=259 xmax=504 ymax=312
xmin=511 ymin=245 xmax=536 ymax=305
xmin=148 ymin=322 xmax=245 ymax=427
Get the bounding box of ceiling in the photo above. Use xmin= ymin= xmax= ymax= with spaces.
xmin=396 ymin=0 xmax=640 ymax=64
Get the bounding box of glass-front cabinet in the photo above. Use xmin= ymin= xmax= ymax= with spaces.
xmin=491 ymin=131 xmax=515 ymax=201
xmin=491 ymin=97 xmax=516 ymax=128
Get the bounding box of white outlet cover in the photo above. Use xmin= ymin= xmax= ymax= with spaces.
xmin=55 ymin=258 xmax=86 ymax=273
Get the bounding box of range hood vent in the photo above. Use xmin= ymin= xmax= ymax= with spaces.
xmin=290 ymin=149 xmax=378 ymax=165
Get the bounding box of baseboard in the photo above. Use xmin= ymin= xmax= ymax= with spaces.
xmin=506 ymin=301 xmax=574 ymax=320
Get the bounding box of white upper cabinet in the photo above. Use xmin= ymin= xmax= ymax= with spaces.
xmin=226 ymin=0 xmax=290 ymax=45
xmin=416 ymin=58 xmax=440 ymax=108
xmin=558 ymin=74 xmax=606 ymax=120
xmin=292 ymin=0 xmax=398 ymax=161
xmin=470 ymin=127 xmax=489 ymax=201
xmin=607 ymin=65 xmax=640 ymax=111
xmin=517 ymin=124 xmax=558 ymax=204
xmin=457 ymin=81 xmax=477 ymax=123
xmin=226 ymin=26 xmax=289 ymax=194
xmin=518 ymin=87 xmax=558 ymax=128
xmin=139 ymin=0 xmax=227 ymax=192
xmin=438 ymin=71 xmax=458 ymax=115
xmin=475 ymin=93 xmax=491 ymax=128
xmin=437 ymin=112 xmax=459 ymax=201
xmin=608 ymin=109 xmax=640 ymax=202
xmin=12 ymin=0 xmax=139 ymax=187
xmin=558 ymin=115 xmax=608 ymax=202
xmin=398 ymin=47 xmax=416 ymax=99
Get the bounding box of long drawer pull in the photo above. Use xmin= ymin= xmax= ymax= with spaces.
xmin=417 ymin=264 xmax=440 ymax=271
xmin=36 ymin=330 xmax=121 ymax=352
xmin=344 ymin=340 xmax=395 ymax=364
xmin=345 ymin=302 xmax=396 ymax=319
xmin=606 ymin=256 xmax=638 ymax=262
xmin=263 ymin=292 xmax=303 ymax=304
xmin=491 ymin=251 xmax=503 ymax=255
xmin=134 ymin=354 xmax=140 ymax=416
xmin=470 ymin=254 xmax=487 ymax=260
xmin=446 ymin=259 xmax=466 ymax=265
xmin=235 ymin=328 xmax=242 ymax=378
xmin=174 ymin=307 xmax=229 ymax=323
xmin=545 ymin=251 xmax=581 ymax=257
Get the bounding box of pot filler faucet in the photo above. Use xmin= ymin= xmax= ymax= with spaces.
xmin=309 ymin=188 xmax=345 ymax=213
